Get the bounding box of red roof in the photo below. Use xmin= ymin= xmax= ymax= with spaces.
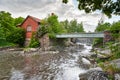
xmin=29 ymin=16 xmax=41 ymax=23
xmin=20 ymin=15 xmax=41 ymax=26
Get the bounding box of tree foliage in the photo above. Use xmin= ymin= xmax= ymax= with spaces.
xmin=47 ymin=14 xmax=65 ymax=35
xmin=110 ymin=21 xmax=120 ymax=40
xmin=95 ymin=23 xmax=111 ymax=32
xmin=0 ymin=11 xmax=25 ymax=46
xmin=29 ymin=32 xmax=40 ymax=48
xmin=6 ymin=28 xmax=25 ymax=46
xmin=61 ymin=19 xmax=84 ymax=33
xmin=0 ymin=11 xmax=14 ymax=38
xmin=14 ymin=17 xmax=24 ymax=26
xmin=63 ymin=0 xmax=120 ymax=17
xmin=37 ymin=14 xmax=66 ymax=38
xmin=94 ymin=22 xmax=111 ymax=46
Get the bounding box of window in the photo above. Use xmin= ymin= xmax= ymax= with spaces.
xmin=27 ymin=26 xmax=32 ymax=32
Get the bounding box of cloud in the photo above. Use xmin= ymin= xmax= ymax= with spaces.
xmin=0 ymin=0 xmax=119 ymax=32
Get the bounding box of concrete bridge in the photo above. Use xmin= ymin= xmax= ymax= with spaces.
xmin=56 ymin=31 xmax=112 ymax=43
xmin=56 ymin=32 xmax=104 ymax=38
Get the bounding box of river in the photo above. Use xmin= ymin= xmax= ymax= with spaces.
xmin=0 ymin=43 xmax=93 ymax=80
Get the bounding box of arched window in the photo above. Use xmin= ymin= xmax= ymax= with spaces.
xmin=27 ymin=25 xmax=32 ymax=32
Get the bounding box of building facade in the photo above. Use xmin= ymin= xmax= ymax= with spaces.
xmin=19 ymin=15 xmax=41 ymax=46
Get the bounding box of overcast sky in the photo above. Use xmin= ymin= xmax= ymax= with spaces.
xmin=0 ymin=0 xmax=120 ymax=32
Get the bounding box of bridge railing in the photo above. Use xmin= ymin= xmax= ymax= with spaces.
xmin=56 ymin=33 xmax=104 ymax=38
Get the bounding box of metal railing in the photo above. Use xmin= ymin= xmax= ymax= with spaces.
xmin=56 ymin=33 xmax=104 ymax=38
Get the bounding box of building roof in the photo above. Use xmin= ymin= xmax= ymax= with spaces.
xmin=29 ymin=15 xmax=41 ymax=23
xmin=19 ymin=15 xmax=41 ymax=27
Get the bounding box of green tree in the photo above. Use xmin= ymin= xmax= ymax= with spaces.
xmin=47 ymin=14 xmax=65 ymax=35
xmin=0 ymin=11 xmax=15 ymax=38
xmin=0 ymin=11 xmax=25 ymax=47
xmin=95 ymin=23 xmax=111 ymax=32
xmin=0 ymin=25 xmax=5 ymax=39
xmin=37 ymin=22 xmax=49 ymax=38
xmin=37 ymin=14 xmax=66 ymax=38
xmin=60 ymin=20 xmax=69 ymax=32
xmin=69 ymin=20 xmax=84 ymax=33
xmin=110 ymin=21 xmax=120 ymax=40
xmin=14 ymin=17 xmax=24 ymax=26
xmin=6 ymin=28 xmax=25 ymax=46
xmin=77 ymin=22 xmax=84 ymax=32
xmin=62 ymin=0 xmax=120 ymax=17
xmin=61 ymin=19 xmax=84 ymax=33
xmin=94 ymin=22 xmax=111 ymax=46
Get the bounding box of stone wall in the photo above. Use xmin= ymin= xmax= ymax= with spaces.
xmin=104 ymin=31 xmax=112 ymax=42
xmin=24 ymin=38 xmax=31 ymax=47
xmin=39 ymin=34 xmax=49 ymax=51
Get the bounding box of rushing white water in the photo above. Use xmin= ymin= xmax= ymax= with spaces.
xmin=55 ymin=67 xmax=85 ymax=80
xmin=54 ymin=43 xmax=92 ymax=80
xmin=10 ymin=70 xmax=24 ymax=80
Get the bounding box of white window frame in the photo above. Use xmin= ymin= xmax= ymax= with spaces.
xmin=27 ymin=25 xmax=32 ymax=32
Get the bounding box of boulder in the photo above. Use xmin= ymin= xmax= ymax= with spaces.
xmin=115 ymin=73 xmax=120 ymax=80
xmin=111 ymin=59 xmax=120 ymax=68
xmin=79 ymin=67 xmax=108 ymax=80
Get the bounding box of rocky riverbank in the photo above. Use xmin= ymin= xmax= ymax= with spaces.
xmin=80 ymin=43 xmax=120 ymax=80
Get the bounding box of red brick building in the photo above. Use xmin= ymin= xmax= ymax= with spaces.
xmin=19 ymin=15 xmax=41 ymax=45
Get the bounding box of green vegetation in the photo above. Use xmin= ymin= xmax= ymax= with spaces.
xmin=6 ymin=28 xmax=25 ymax=47
xmin=0 ymin=39 xmax=15 ymax=47
xmin=93 ymin=22 xmax=111 ymax=46
xmin=37 ymin=14 xmax=66 ymax=39
xmin=37 ymin=14 xmax=85 ymax=38
xmin=36 ymin=14 xmax=85 ymax=47
xmin=61 ymin=19 xmax=84 ymax=33
xmin=29 ymin=32 xmax=40 ymax=48
xmin=94 ymin=21 xmax=120 ymax=57
xmin=94 ymin=21 xmax=120 ymax=79
xmin=98 ymin=62 xmax=120 ymax=80
xmin=94 ymin=21 xmax=120 ymax=46
xmin=62 ymin=0 xmax=120 ymax=17
xmin=110 ymin=22 xmax=120 ymax=41
xmin=95 ymin=23 xmax=111 ymax=32
xmin=0 ymin=11 xmax=25 ymax=47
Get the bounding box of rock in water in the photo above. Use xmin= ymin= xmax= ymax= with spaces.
xmin=79 ymin=67 xmax=108 ymax=80
xmin=88 ymin=71 xmax=108 ymax=80
xmin=115 ymin=74 xmax=120 ymax=80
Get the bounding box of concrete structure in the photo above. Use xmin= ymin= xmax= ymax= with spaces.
xmin=56 ymin=32 xmax=112 ymax=43
xmin=56 ymin=33 xmax=104 ymax=38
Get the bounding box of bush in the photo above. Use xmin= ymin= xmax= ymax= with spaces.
xmin=0 ymin=39 xmax=16 ymax=47
xmin=29 ymin=32 xmax=40 ymax=48
xmin=6 ymin=28 xmax=25 ymax=47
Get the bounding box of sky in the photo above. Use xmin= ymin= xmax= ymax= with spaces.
xmin=0 ymin=0 xmax=120 ymax=32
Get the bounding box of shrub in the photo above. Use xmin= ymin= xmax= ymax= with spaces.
xmin=29 ymin=32 xmax=40 ymax=48
xmin=6 ymin=28 xmax=25 ymax=47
